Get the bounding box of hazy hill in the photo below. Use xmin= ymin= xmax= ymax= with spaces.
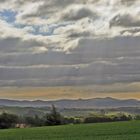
xmin=0 ymin=97 xmax=140 ymax=108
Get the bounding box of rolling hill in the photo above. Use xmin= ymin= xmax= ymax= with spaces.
xmin=0 ymin=97 xmax=140 ymax=108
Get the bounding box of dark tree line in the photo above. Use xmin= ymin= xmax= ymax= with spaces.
xmin=25 ymin=105 xmax=63 ymax=127
xmin=0 ymin=113 xmax=18 ymax=129
xmin=0 ymin=105 xmax=140 ymax=129
xmin=84 ymin=114 xmax=132 ymax=124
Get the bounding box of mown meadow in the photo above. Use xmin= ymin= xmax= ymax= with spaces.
xmin=0 ymin=121 xmax=140 ymax=140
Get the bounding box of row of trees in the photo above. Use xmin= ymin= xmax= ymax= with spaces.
xmin=0 ymin=105 xmax=64 ymax=129
xmin=84 ymin=114 xmax=132 ymax=123
xmin=25 ymin=105 xmax=63 ymax=127
xmin=0 ymin=105 xmax=140 ymax=129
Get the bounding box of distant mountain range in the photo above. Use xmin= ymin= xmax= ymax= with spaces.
xmin=0 ymin=97 xmax=140 ymax=108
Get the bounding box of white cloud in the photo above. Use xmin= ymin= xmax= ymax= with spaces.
xmin=0 ymin=0 xmax=140 ymax=89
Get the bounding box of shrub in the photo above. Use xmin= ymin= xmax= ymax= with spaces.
xmin=134 ymin=115 xmax=140 ymax=120
xmin=84 ymin=114 xmax=132 ymax=124
xmin=0 ymin=113 xmax=18 ymax=129
xmin=25 ymin=115 xmax=44 ymax=127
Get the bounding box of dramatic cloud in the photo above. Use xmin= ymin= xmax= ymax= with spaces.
xmin=0 ymin=0 xmax=140 ymax=99
xmin=110 ymin=12 xmax=140 ymax=28
xmin=60 ymin=5 xmax=98 ymax=21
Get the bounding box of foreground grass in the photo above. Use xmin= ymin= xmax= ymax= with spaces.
xmin=0 ymin=121 xmax=140 ymax=140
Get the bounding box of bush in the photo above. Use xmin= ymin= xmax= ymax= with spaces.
xmin=84 ymin=114 xmax=132 ymax=124
xmin=62 ymin=117 xmax=75 ymax=124
xmin=134 ymin=115 xmax=140 ymax=120
xmin=25 ymin=115 xmax=44 ymax=127
xmin=112 ymin=113 xmax=132 ymax=122
xmin=0 ymin=113 xmax=18 ymax=129
xmin=84 ymin=115 xmax=111 ymax=123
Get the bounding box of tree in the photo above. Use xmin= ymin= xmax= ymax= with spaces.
xmin=25 ymin=115 xmax=44 ymax=127
xmin=135 ymin=115 xmax=140 ymax=120
xmin=44 ymin=105 xmax=63 ymax=126
xmin=0 ymin=113 xmax=18 ymax=129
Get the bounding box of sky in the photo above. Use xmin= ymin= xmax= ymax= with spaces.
xmin=0 ymin=0 xmax=140 ymax=100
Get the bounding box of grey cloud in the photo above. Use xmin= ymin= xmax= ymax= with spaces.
xmin=93 ymin=83 xmax=140 ymax=93
xmin=72 ymin=36 xmax=140 ymax=58
xmin=15 ymin=0 xmax=88 ymax=19
xmin=0 ymin=38 xmax=43 ymax=53
xmin=67 ymin=31 xmax=91 ymax=38
xmin=120 ymin=0 xmax=138 ymax=6
xmin=53 ymin=18 xmax=94 ymax=38
xmin=0 ymin=51 xmax=93 ymax=66
xmin=60 ymin=6 xmax=97 ymax=21
xmin=120 ymin=27 xmax=140 ymax=35
xmin=110 ymin=13 xmax=140 ymax=28
xmin=0 ymin=37 xmax=21 ymax=52
xmin=0 ymin=63 xmax=140 ymax=87
xmin=0 ymin=36 xmax=140 ymax=87
xmin=0 ymin=0 xmax=7 ymax=2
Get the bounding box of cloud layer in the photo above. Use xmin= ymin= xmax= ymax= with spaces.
xmin=0 ymin=0 xmax=140 ymax=97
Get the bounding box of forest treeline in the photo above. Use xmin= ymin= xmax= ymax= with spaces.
xmin=0 ymin=105 xmax=140 ymax=129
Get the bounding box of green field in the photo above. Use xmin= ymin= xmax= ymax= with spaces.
xmin=0 ymin=121 xmax=140 ymax=140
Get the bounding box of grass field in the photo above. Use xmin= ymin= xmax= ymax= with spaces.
xmin=0 ymin=121 xmax=140 ymax=140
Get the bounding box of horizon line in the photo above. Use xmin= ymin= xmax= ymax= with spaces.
xmin=0 ymin=97 xmax=139 ymax=102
